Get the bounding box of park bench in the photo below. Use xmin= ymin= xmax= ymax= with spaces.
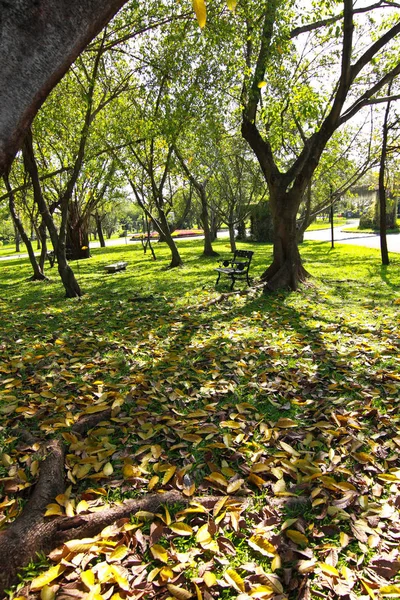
xmin=104 ymin=261 xmax=128 ymax=273
xmin=46 ymin=247 xmax=73 ymax=267
xmin=215 ymin=249 xmax=254 ymax=290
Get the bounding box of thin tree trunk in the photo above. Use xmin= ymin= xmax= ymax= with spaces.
xmin=199 ymin=187 xmax=218 ymax=257
xmin=4 ymin=174 xmax=46 ymax=280
xmin=22 ymin=129 xmax=83 ymax=297
xmin=96 ymin=213 xmax=106 ymax=247
xmin=228 ymin=222 xmax=236 ymax=253
xmin=379 ymin=89 xmax=391 ymax=266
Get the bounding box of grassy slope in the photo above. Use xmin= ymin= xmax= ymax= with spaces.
xmin=0 ymin=238 xmax=400 ymax=599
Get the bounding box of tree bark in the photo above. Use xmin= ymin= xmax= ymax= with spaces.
xmin=0 ymin=0 xmax=129 ymax=176
xmin=261 ymin=191 xmax=310 ymax=292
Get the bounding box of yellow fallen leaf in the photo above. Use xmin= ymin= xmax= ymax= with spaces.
xmin=170 ymin=523 xmax=193 ymax=536
xmin=196 ymin=524 xmax=212 ymax=544
xmin=167 ymin=583 xmax=193 ymax=599
xmin=227 ymin=479 xmax=244 ymax=493
xmin=286 ymin=530 xmax=308 ymax=546
xmin=203 ymin=571 xmax=217 ymax=587
xmin=380 ymin=584 xmax=400 ymax=596
xmin=205 ymin=472 xmax=228 ymax=487
xmin=40 ymin=585 xmax=56 ymax=600
xmin=224 ymin=568 xmax=245 ymax=592
xmin=44 ymin=503 xmax=63 ymax=517
xmin=248 ymin=534 xmax=276 ymax=557
xmin=30 ymin=565 xmax=66 ymax=591
xmin=163 ymin=466 xmax=176 ymax=484
xmin=81 ymin=570 xmax=96 ymax=589
xmin=150 ymin=544 xmax=169 ymax=563
xmin=109 ymin=545 xmax=129 ymax=561
xmin=76 ymin=499 xmax=89 ymax=514
xmin=103 ymin=462 xmax=113 ymax=476
xmin=319 ymin=562 xmax=339 ymax=577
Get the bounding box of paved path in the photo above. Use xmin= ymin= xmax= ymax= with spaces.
xmin=304 ymin=221 xmax=400 ymax=253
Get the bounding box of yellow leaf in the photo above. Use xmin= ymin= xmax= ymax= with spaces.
xmin=257 ymin=81 xmax=267 ymax=88
xmin=224 ymin=568 xmax=245 ymax=592
xmin=123 ymin=463 xmax=139 ymax=479
xmin=275 ymin=418 xmax=297 ymax=428
xmin=84 ymin=403 xmax=109 ymax=414
xmin=103 ymin=462 xmax=113 ymax=476
xmin=248 ymin=473 xmax=267 ymax=489
xmin=159 ymin=566 xmax=174 ymax=582
xmin=227 ymin=479 xmax=244 ymax=493
xmin=213 ymin=496 xmax=228 ymax=517
xmin=203 ymin=571 xmax=217 ymax=587
xmin=40 ymin=586 xmax=56 ymax=600
xmin=248 ymin=534 xmax=276 ymax=557
xmin=30 ymin=565 xmax=66 ymax=591
xmin=319 ymin=562 xmax=339 ymax=578
xmin=150 ymin=544 xmax=169 ymax=563
xmin=109 ymin=545 xmax=129 ymax=561
xmin=167 ymin=583 xmax=193 ymax=599
xmin=360 ymin=578 xmax=376 ymax=599
xmin=170 ymin=523 xmax=193 ymax=536
xmin=76 ymin=500 xmax=89 ymax=514
xmin=226 ymin=0 xmax=237 ymax=10
xmin=196 ymin=524 xmax=212 ymax=544
xmin=81 ymin=570 xmax=96 ymax=589
xmin=148 ymin=475 xmax=159 ymax=490
xmin=163 ymin=466 xmax=176 ymax=484
xmin=192 ymin=0 xmax=206 ymax=28
xmin=205 ymin=472 xmax=227 ymax=487
xmin=44 ymin=503 xmax=63 ymax=517
xmin=286 ymin=530 xmax=308 ymax=546
xmin=380 ymin=585 xmax=400 ymax=596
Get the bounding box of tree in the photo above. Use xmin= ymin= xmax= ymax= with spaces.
xmin=240 ymin=0 xmax=400 ymax=290
xmin=0 ymin=0 xmax=130 ymax=176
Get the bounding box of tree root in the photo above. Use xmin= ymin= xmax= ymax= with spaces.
xmin=196 ymin=282 xmax=265 ymax=310
xmin=0 ymin=410 xmax=248 ymax=595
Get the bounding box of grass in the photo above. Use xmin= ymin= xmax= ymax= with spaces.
xmin=342 ymin=225 xmax=400 ymax=233
xmin=1 ymin=237 xmax=400 ymax=599
xmin=305 ymin=218 xmax=347 ymax=231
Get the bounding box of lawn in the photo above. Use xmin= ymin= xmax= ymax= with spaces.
xmin=0 ymin=238 xmax=400 ymax=599
xmin=305 ymin=218 xmax=347 ymax=231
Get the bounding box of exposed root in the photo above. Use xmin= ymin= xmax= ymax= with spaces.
xmin=196 ymin=282 xmax=265 ymax=310
xmin=0 ymin=409 xmax=249 ymax=595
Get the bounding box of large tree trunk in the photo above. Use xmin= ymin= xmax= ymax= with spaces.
xmin=66 ymin=203 xmax=91 ymax=259
xmin=261 ymin=192 xmax=310 ymax=292
xmin=0 ymin=0 xmax=129 ymax=176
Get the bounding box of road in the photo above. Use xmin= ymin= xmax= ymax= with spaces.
xmin=304 ymin=220 xmax=400 ymax=253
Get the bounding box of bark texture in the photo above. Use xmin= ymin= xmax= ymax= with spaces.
xmin=0 ymin=0 xmax=128 ymax=175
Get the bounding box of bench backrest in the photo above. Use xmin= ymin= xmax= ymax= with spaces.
xmin=232 ymin=249 xmax=253 ymax=271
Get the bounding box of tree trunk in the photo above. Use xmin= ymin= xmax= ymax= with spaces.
xmin=158 ymin=210 xmax=182 ymax=268
xmin=228 ymin=223 xmax=237 ymax=253
xmin=379 ymin=90 xmax=391 ymax=266
xmin=199 ymin=187 xmax=218 ymax=257
xmin=0 ymin=0 xmax=129 ymax=176
xmin=261 ymin=192 xmax=310 ymax=292
xmin=96 ymin=213 xmax=106 ymax=247
xmin=22 ymin=130 xmax=83 ymax=297
xmin=4 ymin=174 xmax=46 ymax=280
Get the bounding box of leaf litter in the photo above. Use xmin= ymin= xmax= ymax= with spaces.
xmin=0 ymin=248 xmax=400 ymax=599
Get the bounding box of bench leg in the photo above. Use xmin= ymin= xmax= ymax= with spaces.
xmin=230 ymin=277 xmax=235 ymax=291
xmin=216 ymin=272 xmax=221 ymax=286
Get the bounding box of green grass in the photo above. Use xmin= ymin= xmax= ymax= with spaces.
xmin=342 ymin=225 xmax=400 ymax=233
xmin=305 ymin=218 xmax=347 ymax=231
